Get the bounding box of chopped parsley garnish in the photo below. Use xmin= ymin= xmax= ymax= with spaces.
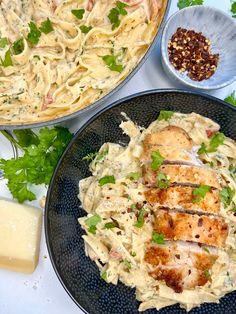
xmin=203 ymin=269 xmax=211 ymax=278
xmin=80 ymin=25 xmax=93 ymax=33
xmin=85 ymin=214 xmax=101 ymax=234
xmin=177 ymin=0 xmax=203 ymax=10
xmin=198 ymin=132 xmax=225 ymax=155
xmin=102 ymin=54 xmax=124 ymax=73
xmin=96 ymin=150 xmax=108 ymax=162
xmin=134 ymin=208 xmax=146 ymax=228
xmin=203 ymin=247 xmax=210 ymax=254
xmin=152 ymin=232 xmax=165 ymax=244
xmin=99 ymin=175 xmax=115 ymax=186
xmin=220 ymin=187 xmax=235 ymax=208
xmin=40 ymin=18 xmax=54 ymax=34
xmin=1 ymin=50 xmax=13 ymax=67
xmin=231 ymin=2 xmax=236 ymax=18
xmin=229 ymin=164 xmax=235 ymax=172
xmin=101 ymin=271 xmax=107 ymax=281
xmin=27 ymin=21 xmax=41 ymax=45
xmin=157 ymin=110 xmax=174 ymax=121
xmin=108 ymin=1 xmax=127 ymax=30
xmin=12 ymin=38 xmax=24 ymax=55
xmin=0 ymin=37 xmax=8 ymax=48
xmin=72 ymin=9 xmax=85 ymax=20
xmin=123 ymin=259 xmax=131 ymax=269
xmin=82 ymin=152 xmax=98 ymax=162
xmin=192 ymin=185 xmax=210 ymax=203
xmin=131 ymin=251 xmax=136 ymax=257
xmin=224 ymin=91 xmax=236 ymax=106
xmin=151 ymin=150 xmax=164 ymax=171
xmin=104 ymin=222 xmax=116 ymax=229
xmin=130 ymin=204 xmax=136 ymax=209
xmin=0 ymin=127 xmax=72 ymax=203
xmin=156 ymin=172 xmax=170 ymax=189
xmin=126 ymin=172 xmax=141 ymax=180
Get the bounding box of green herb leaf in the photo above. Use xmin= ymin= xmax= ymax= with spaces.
xmin=101 ymin=271 xmax=107 ymax=281
xmin=203 ymin=247 xmax=210 ymax=254
xmin=130 ymin=204 xmax=136 ymax=209
xmin=39 ymin=18 xmax=54 ymax=34
xmin=192 ymin=185 xmax=211 ymax=203
xmin=0 ymin=37 xmax=8 ymax=48
xmin=104 ymin=222 xmax=116 ymax=229
xmin=203 ymin=269 xmax=211 ymax=278
xmin=95 ymin=150 xmax=108 ymax=162
xmin=198 ymin=142 xmax=208 ymax=155
xmin=207 ymin=132 xmax=225 ymax=153
xmin=12 ymin=38 xmax=24 ymax=55
xmin=151 ymin=150 xmax=164 ymax=171
xmin=131 ymin=251 xmax=136 ymax=257
xmin=156 ymin=172 xmax=170 ymax=189
xmin=72 ymin=9 xmax=85 ymax=20
xmin=82 ymin=152 xmax=98 ymax=162
xmin=152 ymin=232 xmax=165 ymax=244
xmin=157 ymin=110 xmax=174 ymax=121
xmin=0 ymin=127 xmax=73 ymax=203
xmin=231 ymin=2 xmax=236 ymax=18
xmin=1 ymin=49 xmax=13 ymax=67
xmin=220 ymin=187 xmax=235 ymax=208
xmin=134 ymin=208 xmax=146 ymax=228
xmin=27 ymin=21 xmax=41 ymax=45
xmin=85 ymin=214 xmax=102 ymax=234
xmin=99 ymin=175 xmax=115 ymax=186
xmin=80 ymin=25 xmax=93 ymax=33
xmin=177 ymin=0 xmax=203 ymax=10
xmin=224 ymin=91 xmax=236 ymax=106
xmin=123 ymin=259 xmax=131 ymax=269
xmin=126 ymin=172 xmax=141 ymax=180
xmin=108 ymin=2 xmax=127 ymax=30
xmin=102 ymin=54 xmax=124 ymax=73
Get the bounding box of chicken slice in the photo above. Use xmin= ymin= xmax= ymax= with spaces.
xmin=143 ymin=164 xmax=221 ymax=189
xmin=144 ymin=186 xmax=220 ymax=215
xmin=145 ymin=241 xmax=218 ymax=293
xmin=154 ymin=209 xmax=228 ymax=247
xmin=143 ymin=126 xmax=193 ymax=150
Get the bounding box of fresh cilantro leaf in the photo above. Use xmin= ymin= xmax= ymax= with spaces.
xmin=0 ymin=37 xmax=8 ymax=48
xmin=1 ymin=49 xmax=13 ymax=67
xmin=82 ymin=152 xmax=98 ymax=162
xmin=157 ymin=110 xmax=174 ymax=121
xmin=151 ymin=150 xmax=164 ymax=171
xmin=192 ymin=185 xmax=211 ymax=203
xmin=80 ymin=25 xmax=93 ymax=33
xmin=108 ymin=2 xmax=127 ymax=30
xmin=27 ymin=21 xmax=41 ymax=45
xmin=152 ymin=232 xmax=165 ymax=244
xmin=123 ymin=259 xmax=131 ymax=269
xmin=231 ymin=2 xmax=236 ymax=18
xmin=72 ymin=9 xmax=85 ymax=19
xmin=12 ymin=38 xmax=24 ymax=55
xmin=207 ymin=132 xmax=225 ymax=153
xmin=203 ymin=247 xmax=210 ymax=254
xmin=134 ymin=208 xmax=147 ymax=228
xmin=130 ymin=204 xmax=136 ymax=209
xmin=96 ymin=150 xmax=108 ymax=162
xmin=177 ymin=0 xmax=203 ymax=10
xmin=99 ymin=175 xmax=115 ymax=186
xmin=101 ymin=271 xmax=107 ymax=281
xmin=156 ymin=172 xmax=169 ymax=189
xmin=0 ymin=127 xmax=72 ymax=203
xmin=198 ymin=142 xmax=207 ymax=155
xmin=39 ymin=18 xmax=54 ymax=34
xmin=224 ymin=91 xmax=236 ymax=106
xmin=102 ymin=55 xmax=124 ymax=73
xmin=220 ymin=187 xmax=235 ymax=208
xmin=104 ymin=222 xmax=116 ymax=229
xmin=126 ymin=172 xmax=141 ymax=180
xmin=203 ymin=269 xmax=211 ymax=278
xmin=85 ymin=214 xmax=101 ymax=234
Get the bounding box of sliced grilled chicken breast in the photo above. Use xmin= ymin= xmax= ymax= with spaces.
xmin=145 ymin=241 xmax=218 ymax=292
xmin=144 ymin=186 xmax=220 ymax=215
xmin=143 ymin=126 xmax=193 ymax=150
xmin=154 ymin=209 xmax=228 ymax=247
xmin=143 ymin=164 xmax=221 ymax=189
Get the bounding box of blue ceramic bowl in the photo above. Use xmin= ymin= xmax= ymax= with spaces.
xmin=161 ymin=6 xmax=236 ymax=90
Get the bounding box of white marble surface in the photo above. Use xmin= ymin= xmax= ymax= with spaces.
xmin=0 ymin=1 xmax=235 ymax=313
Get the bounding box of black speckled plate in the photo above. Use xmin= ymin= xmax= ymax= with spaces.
xmin=45 ymin=89 xmax=236 ymax=314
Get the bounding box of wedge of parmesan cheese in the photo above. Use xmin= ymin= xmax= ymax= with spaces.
xmin=0 ymin=199 xmax=43 ymax=273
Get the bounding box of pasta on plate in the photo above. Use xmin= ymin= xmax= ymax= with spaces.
xmin=0 ymin=0 xmax=166 ymax=125
xmin=79 ymin=112 xmax=236 ymax=312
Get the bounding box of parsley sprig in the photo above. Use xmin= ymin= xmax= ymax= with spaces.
xmin=108 ymin=1 xmax=127 ymax=30
xmin=177 ymin=0 xmax=204 ymax=10
xmin=192 ymin=185 xmax=210 ymax=203
xmin=151 ymin=150 xmax=164 ymax=171
xmin=85 ymin=214 xmax=101 ymax=234
xmin=102 ymin=54 xmax=124 ymax=73
xmin=152 ymin=232 xmax=165 ymax=244
xmin=0 ymin=37 xmax=8 ymax=48
xmin=134 ymin=208 xmax=147 ymax=228
xmin=231 ymin=1 xmax=236 ymax=18
xmin=157 ymin=110 xmax=174 ymax=121
xmin=156 ymin=173 xmax=170 ymax=189
xmin=198 ymin=132 xmax=225 ymax=155
xmin=1 ymin=50 xmax=13 ymax=67
xmin=220 ymin=187 xmax=235 ymax=208
xmin=224 ymin=91 xmax=236 ymax=106
xmin=0 ymin=127 xmax=72 ymax=203
xmin=12 ymin=38 xmax=24 ymax=55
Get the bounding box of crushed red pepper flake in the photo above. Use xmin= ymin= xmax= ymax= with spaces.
xmin=168 ymin=27 xmax=219 ymax=81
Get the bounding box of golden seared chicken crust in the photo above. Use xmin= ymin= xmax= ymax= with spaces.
xmin=144 ymin=186 xmax=220 ymax=214
xmin=154 ymin=209 xmax=228 ymax=247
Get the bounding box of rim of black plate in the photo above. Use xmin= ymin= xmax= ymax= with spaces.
xmin=45 ymin=88 xmax=236 ymax=314
xmin=0 ymin=0 xmax=170 ymax=130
